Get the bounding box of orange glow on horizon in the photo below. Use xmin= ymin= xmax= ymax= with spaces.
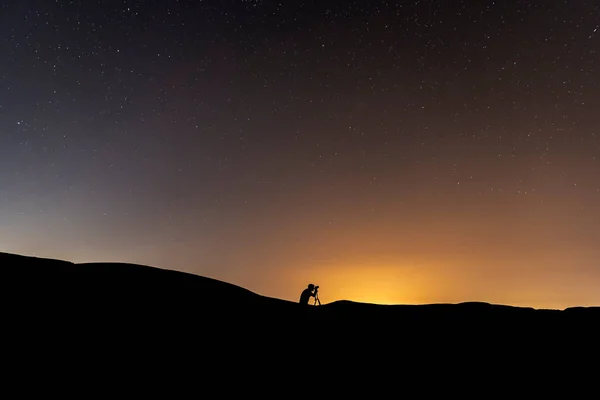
xmin=259 ymin=256 xmax=600 ymax=310
xmin=283 ymin=260 xmax=459 ymax=306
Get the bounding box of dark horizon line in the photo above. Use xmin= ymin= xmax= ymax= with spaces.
xmin=3 ymin=250 xmax=598 ymax=312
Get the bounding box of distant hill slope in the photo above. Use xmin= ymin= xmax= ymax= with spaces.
xmin=2 ymin=251 xmax=598 ymax=390
xmin=4 ymin=250 xmax=597 ymax=326
xmin=2 ymin=251 xmax=296 ymax=316
xmin=4 ymin=250 xmax=597 ymax=308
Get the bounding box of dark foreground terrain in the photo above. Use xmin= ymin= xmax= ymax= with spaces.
xmin=3 ymin=251 xmax=598 ymax=393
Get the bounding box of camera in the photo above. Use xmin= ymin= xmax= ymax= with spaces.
xmin=314 ymin=285 xmax=319 ymax=290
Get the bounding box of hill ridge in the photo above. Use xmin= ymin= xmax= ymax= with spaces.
xmin=3 ymin=251 xmax=599 ymax=311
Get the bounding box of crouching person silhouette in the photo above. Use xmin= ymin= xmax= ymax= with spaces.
xmin=299 ymin=283 xmax=319 ymax=305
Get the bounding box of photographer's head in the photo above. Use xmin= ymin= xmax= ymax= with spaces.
xmin=307 ymin=283 xmax=315 ymax=290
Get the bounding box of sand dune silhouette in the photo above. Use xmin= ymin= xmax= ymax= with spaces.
xmin=2 ymin=251 xmax=597 ymax=390
xmin=3 ymin=250 xmax=597 ymax=319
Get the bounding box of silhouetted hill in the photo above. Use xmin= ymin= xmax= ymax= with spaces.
xmin=2 ymin=251 xmax=598 ymax=392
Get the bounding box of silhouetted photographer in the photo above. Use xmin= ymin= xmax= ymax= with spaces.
xmin=299 ymin=283 xmax=320 ymax=305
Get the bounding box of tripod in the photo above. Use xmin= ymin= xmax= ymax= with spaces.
xmin=313 ymin=291 xmax=321 ymax=306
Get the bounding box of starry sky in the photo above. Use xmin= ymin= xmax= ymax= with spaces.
xmin=2 ymin=0 xmax=599 ymax=309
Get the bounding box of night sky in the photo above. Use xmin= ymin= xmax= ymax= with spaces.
xmin=2 ymin=0 xmax=599 ymax=309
